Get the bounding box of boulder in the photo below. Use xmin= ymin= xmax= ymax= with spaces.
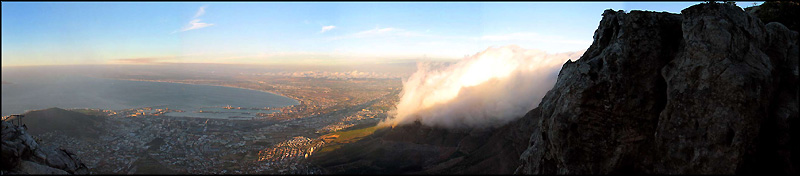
xmin=1 ymin=120 xmax=90 ymax=174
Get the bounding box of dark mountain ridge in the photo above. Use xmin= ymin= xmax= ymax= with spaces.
xmin=1 ymin=108 xmax=104 ymax=174
xmin=5 ymin=107 xmax=106 ymax=140
xmin=313 ymin=2 xmax=798 ymax=174
xmin=1 ymin=120 xmax=90 ymax=174
xmin=311 ymin=108 xmax=539 ymax=174
xmin=518 ymin=3 xmax=798 ymax=174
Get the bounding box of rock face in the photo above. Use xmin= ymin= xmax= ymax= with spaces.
xmin=313 ymin=3 xmax=797 ymax=175
xmin=1 ymin=120 xmax=90 ymax=175
xmin=745 ymin=1 xmax=800 ymax=32
xmin=518 ymin=3 xmax=798 ymax=174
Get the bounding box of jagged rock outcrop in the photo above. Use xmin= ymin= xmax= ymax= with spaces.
xmin=1 ymin=120 xmax=90 ymax=175
xmin=518 ymin=3 xmax=798 ymax=174
xmin=310 ymin=3 xmax=797 ymax=175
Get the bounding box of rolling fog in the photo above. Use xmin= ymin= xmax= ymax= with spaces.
xmin=382 ymin=45 xmax=585 ymax=129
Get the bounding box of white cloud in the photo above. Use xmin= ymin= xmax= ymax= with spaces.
xmin=320 ymin=25 xmax=336 ymax=33
xmin=380 ymin=45 xmax=586 ymax=129
xmin=180 ymin=19 xmax=215 ymax=32
xmin=193 ymin=5 xmax=208 ymax=18
xmin=175 ymin=5 xmax=214 ymax=33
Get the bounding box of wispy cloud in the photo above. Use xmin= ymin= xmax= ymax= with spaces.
xmin=320 ymin=25 xmax=336 ymax=33
xmin=193 ymin=5 xmax=208 ymax=18
xmin=174 ymin=5 xmax=214 ymax=33
xmin=181 ymin=19 xmax=215 ymax=32
xmin=357 ymin=27 xmax=399 ymax=35
xmin=111 ymin=53 xmax=208 ymax=64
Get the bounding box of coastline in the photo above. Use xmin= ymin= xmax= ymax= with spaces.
xmin=3 ymin=76 xmax=302 ymax=118
xmin=107 ymin=78 xmax=302 ymax=107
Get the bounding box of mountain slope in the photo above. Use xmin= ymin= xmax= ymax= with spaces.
xmin=1 ymin=120 xmax=90 ymax=174
xmin=6 ymin=108 xmax=106 ymax=140
xmin=312 ymin=2 xmax=798 ymax=175
xmin=311 ymin=108 xmax=539 ymax=174
xmin=518 ymin=2 xmax=798 ymax=174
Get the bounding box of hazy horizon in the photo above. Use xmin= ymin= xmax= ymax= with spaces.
xmin=2 ymin=1 xmax=764 ymax=67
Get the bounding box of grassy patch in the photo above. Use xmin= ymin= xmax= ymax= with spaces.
xmin=317 ymin=125 xmax=382 ymax=153
xmin=70 ymin=109 xmax=108 ymax=117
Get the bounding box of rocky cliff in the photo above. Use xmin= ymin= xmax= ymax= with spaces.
xmin=311 ymin=3 xmax=798 ymax=175
xmin=517 ymin=2 xmax=798 ymax=174
xmin=1 ymin=120 xmax=90 ymax=174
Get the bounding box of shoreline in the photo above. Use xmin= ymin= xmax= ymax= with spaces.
xmin=3 ymin=76 xmax=302 ymax=119
xmin=106 ymin=78 xmax=303 ymax=106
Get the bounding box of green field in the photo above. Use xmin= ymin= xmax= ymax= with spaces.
xmin=70 ymin=109 xmax=109 ymax=117
xmin=317 ymin=125 xmax=383 ymax=153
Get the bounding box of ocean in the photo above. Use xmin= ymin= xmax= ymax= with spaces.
xmin=1 ymin=74 xmax=299 ymax=119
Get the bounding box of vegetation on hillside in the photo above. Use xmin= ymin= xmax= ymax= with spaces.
xmin=317 ymin=125 xmax=382 ymax=153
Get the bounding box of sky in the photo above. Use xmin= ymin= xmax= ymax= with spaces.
xmin=1 ymin=1 xmax=764 ymax=66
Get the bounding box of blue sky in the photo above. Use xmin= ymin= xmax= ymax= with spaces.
xmin=1 ymin=1 xmax=763 ymax=66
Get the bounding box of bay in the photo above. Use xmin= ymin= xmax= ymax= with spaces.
xmin=1 ymin=75 xmax=299 ymax=119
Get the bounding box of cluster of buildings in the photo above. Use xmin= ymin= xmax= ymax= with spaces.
xmin=21 ymin=75 xmax=405 ymax=174
xmin=258 ymin=70 xmax=406 ymax=80
xmin=257 ymin=136 xmax=324 ymax=162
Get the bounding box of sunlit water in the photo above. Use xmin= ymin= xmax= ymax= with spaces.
xmin=1 ymin=75 xmax=299 ymax=119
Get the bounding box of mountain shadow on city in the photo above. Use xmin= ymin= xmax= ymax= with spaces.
xmin=6 ymin=107 xmax=107 ymax=140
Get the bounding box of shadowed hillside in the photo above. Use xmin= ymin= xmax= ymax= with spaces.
xmin=518 ymin=2 xmax=798 ymax=174
xmin=1 ymin=120 xmax=90 ymax=174
xmin=6 ymin=108 xmax=106 ymax=140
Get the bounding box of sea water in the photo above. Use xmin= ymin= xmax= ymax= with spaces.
xmin=1 ymin=74 xmax=298 ymax=119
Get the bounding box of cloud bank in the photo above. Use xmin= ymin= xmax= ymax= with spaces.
xmin=380 ymin=45 xmax=584 ymax=129
xmin=113 ymin=57 xmax=165 ymax=64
